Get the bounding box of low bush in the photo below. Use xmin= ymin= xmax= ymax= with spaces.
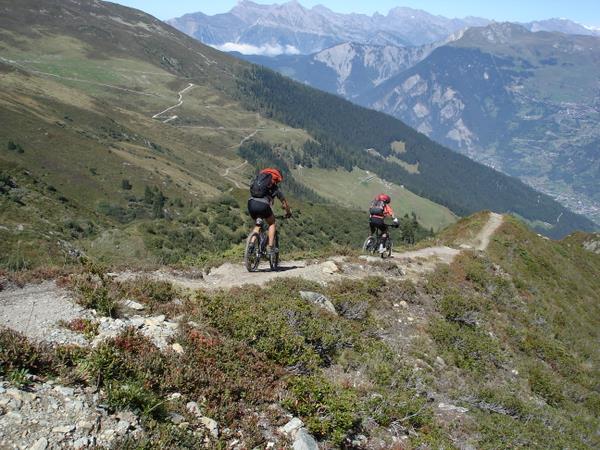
xmin=68 ymin=264 xmax=118 ymax=317
xmin=284 ymin=374 xmax=359 ymax=445
xmin=527 ymin=363 xmax=564 ymax=406
xmin=106 ymin=378 xmax=166 ymax=419
xmin=119 ymin=277 xmax=178 ymax=308
xmin=60 ymin=318 xmax=99 ymax=339
xmin=195 ymin=280 xmax=361 ymax=371
xmin=0 ymin=328 xmax=56 ymax=382
xmin=429 ymin=318 xmax=502 ymax=373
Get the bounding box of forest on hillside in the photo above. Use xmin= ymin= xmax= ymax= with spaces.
xmin=235 ymin=66 xmax=596 ymax=238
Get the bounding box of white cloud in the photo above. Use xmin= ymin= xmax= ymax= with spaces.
xmin=212 ymin=42 xmax=301 ymax=56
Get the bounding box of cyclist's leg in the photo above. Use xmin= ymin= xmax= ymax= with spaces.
xmin=381 ymin=224 xmax=389 ymax=244
xmin=378 ymin=223 xmax=388 ymax=252
xmin=369 ymin=221 xmax=377 ymax=236
xmin=266 ymin=214 xmax=276 ymax=248
xmin=251 ymin=218 xmax=264 ymax=243
xmin=248 ymin=200 xmax=270 ymax=243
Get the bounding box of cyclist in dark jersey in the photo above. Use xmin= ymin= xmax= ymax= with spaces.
xmin=247 ymin=168 xmax=292 ymax=255
xmin=369 ymin=193 xmax=399 ymax=253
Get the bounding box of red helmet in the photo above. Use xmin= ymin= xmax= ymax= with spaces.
xmin=261 ymin=168 xmax=283 ymax=184
xmin=377 ymin=193 xmax=391 ymax=204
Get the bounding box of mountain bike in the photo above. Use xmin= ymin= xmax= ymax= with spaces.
xmin=244 ymin=217 xmax=285 ymax=272
xmin=363 ymin=224 xmax=398 ymax=259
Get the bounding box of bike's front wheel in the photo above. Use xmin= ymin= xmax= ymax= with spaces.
xmin=244 ymin=232 xmax=261 ymax=272
xmin=382 ymin=239 xmax=393 ymax=259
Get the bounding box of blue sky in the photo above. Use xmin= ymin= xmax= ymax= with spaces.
xmin=111 ymin=0 xmax=600 ymax=27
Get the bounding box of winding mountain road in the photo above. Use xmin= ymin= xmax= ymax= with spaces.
xmin=152 ymin=83 xmax=195 ymax=123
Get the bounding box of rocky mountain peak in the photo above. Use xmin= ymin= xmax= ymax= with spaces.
xmin=461 ymin=21 xmax=530 ymax=44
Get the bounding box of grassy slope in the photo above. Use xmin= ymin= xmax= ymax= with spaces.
xmin=293 ymin=167 xmax=456 ymax=231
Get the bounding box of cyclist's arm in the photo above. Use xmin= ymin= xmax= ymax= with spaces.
xmin=275 ymin=188 xmax=292 ymax=217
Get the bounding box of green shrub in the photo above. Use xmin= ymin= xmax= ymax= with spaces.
xmin=0 ymin=329 xmax=55 ymax=378
xmin=8 ymin=367 xmax=30 ymax=387
xmin=430 ymin=318 xmax=502 ymax=373
xmin=363 ymin=389 xmax=431 ymax=429
xmin=79 ymin=342 xmax=126 ymax=384
xmin=120 ymin=278 xmax=177 ymax=305
xmin=438 ymin=291 xmax=482 ymax=327
xmin=75 ymin=282 xmax=116 ymax=317
xmin=284 ymin=375 xmax=359 ymax=445
xmin=527 ymin=363 xmax=564 ymax=406
xmin=196 ymin=280 xmax=359 ymax=370
xmin=69 ymin=265 xmax=118 ymax=317
xmin=106 ymin=379 xmax=166 ymax=418
xmin=3 ymin=250 xmax=29 ymax=272
xmin=473 ymin=387 xmax=533 ymax=419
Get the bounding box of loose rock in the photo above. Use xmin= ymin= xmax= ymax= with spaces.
xmin=29 ymin=437 xmax=48 ymax=450
xmin=121 ymin=299 xmax=145 ymax=311
xmin=186 ymin=401 xmax=202 ymax=418
xmin=299 ymin=291 xmax=337 ymax=315
xmin=200 ymin=416 xmax=219 ymax=438
xmin=172 ymin=343 xmax=184 ymax=354
xmin=438 ymin=403 xmax=469 ymax=414
xmin=279 ymin=417 xmax=304 ymax=436
xmin=293 ymin=428 xmax=319 ymax=450
xmin=321 ymin=261 xmax=339 ymax=274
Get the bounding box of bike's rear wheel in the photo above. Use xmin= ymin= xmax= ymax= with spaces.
xmin=244 ymin=232 xmax=261 ymax=272
xmin=363 ymin=236 xmax=376 ymax=254
xmin=269 ymin=232 xmax=280 ymax=270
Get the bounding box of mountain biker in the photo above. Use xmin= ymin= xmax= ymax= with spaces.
xmin=369 ymin=193 xmax=399 ymax=254
xmin=248 ymin=168 xmax=292 ymax=255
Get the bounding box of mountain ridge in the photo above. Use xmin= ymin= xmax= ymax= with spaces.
xmin=169 ymin=1 xmax=600 ymax=56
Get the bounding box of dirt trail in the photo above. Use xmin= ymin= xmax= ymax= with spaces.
xmin=152 ymin=83 xmax=194 ymax=123
xmin=0 ymin=282 xmax=90 ymax=345
xmin=221 ymin=160 xmax=249 ymax=189
xmin=117 ymin=212 xmax=504 ymax=290
xmin=0 ymin=213 xmax=504 ymax=332
xmin=117 ymin=260 xmax=350 ymax=290
xmin=474 ymin=212 xmax=503 ymax=251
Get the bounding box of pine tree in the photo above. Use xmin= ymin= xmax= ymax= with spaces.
xmin=152 ymin=189 xmax=166 ymax=219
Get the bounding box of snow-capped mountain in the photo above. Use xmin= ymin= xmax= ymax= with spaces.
xmin=524 ymin=18 xmax=600 ymax=36
xmin=168 ymin=0 xmax=489 ymax=54
xmin=169 ymin=1 xmax=600 ymax=56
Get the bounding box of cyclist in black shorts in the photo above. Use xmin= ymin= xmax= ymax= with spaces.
xmin=247 ymin=168 xmax=292 ymax=255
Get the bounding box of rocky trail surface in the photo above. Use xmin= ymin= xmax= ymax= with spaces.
xmin=0 ymin=381 xmax=144 ymax=450
xmin=0 ymin=213 xmax=503 ymax=449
